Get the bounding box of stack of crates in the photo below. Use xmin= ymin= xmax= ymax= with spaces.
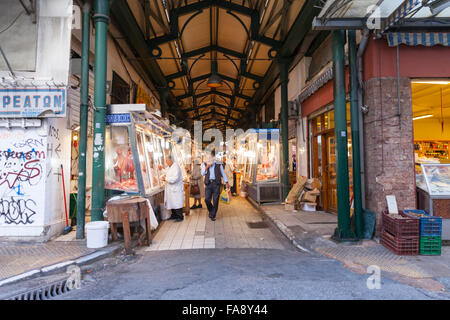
xmin=404 ymin=210 xmax=442 ymax=256
xmin=381 ymin=210 xmax=420 ymax=255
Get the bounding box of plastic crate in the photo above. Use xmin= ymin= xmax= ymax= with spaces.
xmin=419 ymin=236 xmax=442 ymax=256
xmin=403 ymin=210 xmax=442 ymax=237
xmin=381 ymin=230 xmax=419 ymax=256
xmin=382 ymin=210 xmax=420 ymax=238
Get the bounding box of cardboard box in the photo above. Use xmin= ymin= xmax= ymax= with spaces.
xmin=285 ymin=176 xmax=308 ymax=204
xmin=301 ymin=191 xmax=318 ymax=203
xmin=305 ymin=178 xmax=321 ymax=190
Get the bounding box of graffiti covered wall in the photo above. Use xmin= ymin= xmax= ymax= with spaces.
xmin=0 ymin=126 xmax=47 ymax=236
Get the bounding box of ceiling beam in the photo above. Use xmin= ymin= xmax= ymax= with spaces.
xmin=184 ymin=102 xmax=246 ymax=113
xmin=182 ymin=45 xmax=245 ymax=59
xmin=110 ymin=0 xmax=179 ymax=113
xmin=247 ymin=1 xmax=322 ymax=126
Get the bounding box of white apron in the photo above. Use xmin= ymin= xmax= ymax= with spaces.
xmin=164 ymin=163 xmax=184 ymax=210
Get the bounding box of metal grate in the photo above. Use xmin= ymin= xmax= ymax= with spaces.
xmin=8 ymin=279 xmax=73 ymax=300
xmin=247 ymin=221 xmax=269 ymax=229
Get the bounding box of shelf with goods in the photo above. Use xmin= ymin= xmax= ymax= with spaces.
xmin=415 ymin=141 xmax=450 ymax=161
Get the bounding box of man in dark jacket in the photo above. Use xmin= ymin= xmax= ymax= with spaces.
xmin=201 ymin=150 xmax=230 ymax=221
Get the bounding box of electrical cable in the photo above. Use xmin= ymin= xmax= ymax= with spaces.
xmin=0 ymin=10 xmax=24 ymax=35
xmin=0 ymin=45 xmax=16 ymax=78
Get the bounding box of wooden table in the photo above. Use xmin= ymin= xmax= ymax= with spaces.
xmin=106 ymin=197 xmax=152 ymax=254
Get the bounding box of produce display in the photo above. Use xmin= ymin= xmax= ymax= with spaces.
xmin=405 ymin=211 xmax=429 ymax=218
xmin=105 ymin=178 xmax=138 ymax=192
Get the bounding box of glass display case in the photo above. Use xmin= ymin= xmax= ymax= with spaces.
xmin=415 ymin=164 xmax=450 ymax=237
xmin=105 ymin=106 xmax=182 ymax=199
xmin=237 ymin=129 xmax=282 ymax=204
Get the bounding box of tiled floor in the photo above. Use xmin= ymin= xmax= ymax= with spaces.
xmin=146 ymin=197 xmax=286 ymax=251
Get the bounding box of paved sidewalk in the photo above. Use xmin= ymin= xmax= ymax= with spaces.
xmin=147 ymin=197 xmax=291 ymax=252
xmin=0 ymin=229 xmax=122 ymax=287
xmin=258 ymin=203 xmax=450 ymax=290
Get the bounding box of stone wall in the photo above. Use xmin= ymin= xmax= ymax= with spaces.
xmin=363 ymin=77 xmax=417 ymax=235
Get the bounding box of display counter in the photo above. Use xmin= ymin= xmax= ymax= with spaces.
xmin=237 ymin=129 xmax=282 ymax=204
xmin=105 ymin=105 xmax=188 ymax=221
xmin=416 ymin=163 xmax=450 ymax=239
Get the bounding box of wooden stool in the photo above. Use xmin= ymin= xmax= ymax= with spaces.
xmin=106 ymin=197 xmax=152 ymax=254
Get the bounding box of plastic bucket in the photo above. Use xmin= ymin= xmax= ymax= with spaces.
xmin=85 ymin=221 xmax=109 ymax=248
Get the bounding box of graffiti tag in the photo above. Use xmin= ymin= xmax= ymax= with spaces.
xmin=0 ymin=197 xmax=37 ymax=225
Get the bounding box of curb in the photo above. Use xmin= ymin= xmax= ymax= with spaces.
xmin=246 ymin=198 xmax=311 ymax=254
xmin=0 ymin=244 xmax=122 ymax=288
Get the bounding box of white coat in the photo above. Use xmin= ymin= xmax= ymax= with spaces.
xmin=163 ymin=162 xmax=184 ymax=210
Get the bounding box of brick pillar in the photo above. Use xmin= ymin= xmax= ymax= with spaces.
xmin=363 ymin=78 xmax=417 ymax=236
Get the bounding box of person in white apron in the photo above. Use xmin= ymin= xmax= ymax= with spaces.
xmin=161 ymin=154 xmax=184 ymax=222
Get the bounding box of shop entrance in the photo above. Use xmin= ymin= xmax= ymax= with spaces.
xmin=412 ymin=79 xmax=450 ymax=217
xmin=310 ymin=105 xmax=353 ymax=214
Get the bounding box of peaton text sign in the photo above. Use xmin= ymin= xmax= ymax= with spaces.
xmin=0 ymin=88 xmax=67 ymax=118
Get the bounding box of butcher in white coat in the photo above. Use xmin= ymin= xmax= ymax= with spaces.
xmin=160 ymin=154 xmax=185 ymax=222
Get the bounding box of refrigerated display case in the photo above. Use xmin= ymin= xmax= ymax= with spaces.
xmin=416 ymin=163 xmax=450 ymax=240
xmin=237 ymin=129 xmax=282 ymax=204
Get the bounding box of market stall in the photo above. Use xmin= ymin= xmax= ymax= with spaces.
xmin=412 ymin=80 xmax=450 ymax=240
xmin=104 ymin=104 xmax=188 ymax=221
xmin=237 ymin=129 xmax=282 ymax=204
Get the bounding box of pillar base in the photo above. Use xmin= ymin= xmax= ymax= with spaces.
xmin=332 ymin=227 xmax=358 ymax=242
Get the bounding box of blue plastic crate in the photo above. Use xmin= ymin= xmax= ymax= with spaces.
xmin=403 ymin=210 xmax=442 ymax=237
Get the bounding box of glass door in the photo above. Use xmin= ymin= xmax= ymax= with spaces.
xmin=326 ymin=134 xmax=338 ymax=213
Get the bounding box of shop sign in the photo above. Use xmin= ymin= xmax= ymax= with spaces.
xmin=106 ymin=113 xmax=131 ymax=124
xmin=248 ymin=128 xmax=280 ymax=141
xmin=135 ymin=85 xmax=156 ymax=108
xmin=0 ymin=88 xmax=66 ymax=118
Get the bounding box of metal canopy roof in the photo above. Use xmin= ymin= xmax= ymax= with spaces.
xmin=313 ymin=0 xmax=450 ymax=33
xmin=110 ymin=0 xmax=312 ymax=131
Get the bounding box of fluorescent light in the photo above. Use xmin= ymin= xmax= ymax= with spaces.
xmin=413 ymin=115 xmax=434 ymax=121
xmin=412 ymin=80 xmax=450 ymax=85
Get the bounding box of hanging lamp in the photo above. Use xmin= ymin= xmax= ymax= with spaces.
xmin=207 ymin=60 xmax=223 ymax=88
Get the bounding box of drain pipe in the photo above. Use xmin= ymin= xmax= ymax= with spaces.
xmin=357 ymin=29 xmax=370 ymax=210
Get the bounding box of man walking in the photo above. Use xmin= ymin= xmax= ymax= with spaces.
xmin=160 ymin=154 xmax=184 ymax=222
xmin=201 ymin=150 xmax=229 ymax=221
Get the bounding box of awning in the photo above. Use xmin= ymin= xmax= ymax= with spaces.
xmin=313 ymin=0 xmax=450 ymax=36
xmin=387 ymin=32 xmax=450 ymax=46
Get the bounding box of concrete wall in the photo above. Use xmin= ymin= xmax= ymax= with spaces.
xmin=0 ymin=0 xmax=72 ymax=240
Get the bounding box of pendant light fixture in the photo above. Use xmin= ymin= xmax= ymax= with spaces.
xmin=207 ymin=60 xmax=223 ymax=88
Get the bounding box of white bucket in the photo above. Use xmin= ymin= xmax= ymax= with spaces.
xmin=85 ymin=221 xmax=109 ymax=248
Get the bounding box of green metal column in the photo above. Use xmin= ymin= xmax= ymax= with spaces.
xmin=332 ymin=30 xmax=356 ymax=241
xmin=278 ymin=58 xmax=290 ymax=200
xmin=348 ymin=30 xmax=363 ymax=239
xmin=76 ymin=3 xmax=91 ymax=238
xmin=91 ymin=0 xmax=110 ymax=222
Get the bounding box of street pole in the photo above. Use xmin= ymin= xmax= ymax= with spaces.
xmin=76 ymin=2 xmax=91 ymax=238
xmin=91 ymin=0 xmax=109 ymax=221
xmin=278 ymin=58 xmax=291 ymax=200
xmin=348 ymin=30 xmax=363 ymax=239
xmin=332 ymin=30 xmax=356 ymax=241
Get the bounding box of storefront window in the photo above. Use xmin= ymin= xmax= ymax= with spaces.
xmin=256 ymin=138 xmax=280 ymax=182
xmin=144 ymin=134 xmax=160 ymax=189
xmin=310 ymin=103 xmax=353 ymax=213
xmin=105 ymin=126 xmax=138 ymax=192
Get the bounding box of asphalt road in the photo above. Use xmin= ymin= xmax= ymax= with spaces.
xmin=57 ymin=247 xmax=448 ymax=300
